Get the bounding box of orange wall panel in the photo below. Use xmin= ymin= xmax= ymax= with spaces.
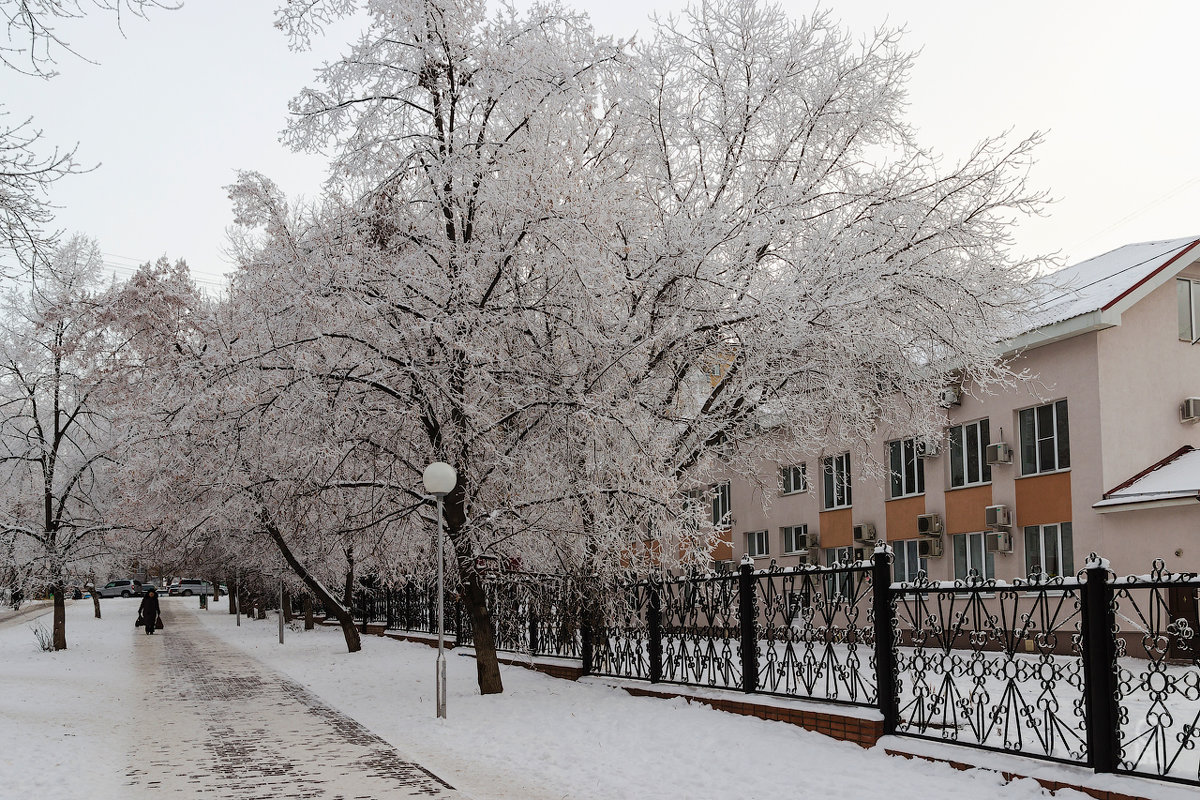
xmin=710 ymin=528 xmax=733 ymax=562
xmin=1015 ymin=471 xmax=1073 ymax=527
xmin=945 ymin=484 xmax=993 ymax=535
xmin=884 ymin=495 xmax=927 ymax=540
xmin=819 ymin=508 xmax=853 ymax=548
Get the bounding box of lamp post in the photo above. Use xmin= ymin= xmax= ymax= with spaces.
xmin=422 ymin=461 xmax=457 ymax=719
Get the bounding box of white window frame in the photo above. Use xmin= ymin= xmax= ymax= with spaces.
xmin=893 ymin=539 xmax=927 ymax=584
xmin=888 ymin=438 xmax=925 ymax=499
xmin=746 ymin=530 xmax=769 ymax=559
xmin=1018 ymin=399 xmax=1070 ymax=476
xmin=952 ymin=532 xmax=995 ymax=581
xmin=780 ymin=463 xmax=807 ymax=495
xmin=1179 ymin=277 xmax=1200 ymax=342
xmin=823 ymin=546 xmax=854 ymax=597
xmin=1023 ymin=522 xmax=1074 ymax=579
xmin=948 ymin=418 xmax=991 ymax=488
xmin=711 ymin=482 xmax=731 ymax=528
xmin=822 ymin=453 xmax=852 ymax=510
xmin=782 ymin=524 xmax=808 ymax=554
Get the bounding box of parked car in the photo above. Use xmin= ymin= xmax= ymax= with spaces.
xmin=168 ymin=579 xmax=212 ymax=597
xmin=95 ymin=580 xmax=143 ymax=598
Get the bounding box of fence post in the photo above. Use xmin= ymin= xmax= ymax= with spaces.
xmin=529 ymin=605 xmax=540 ymax=656
xmin=739 ymin=558 xmax=759 ymax=694
xmin=581 ymin=605 xmax=594 ymax=675
xmin=872 ymin=551 xmax=899 ymax=736
xmin=1081 ymin=562 xmax=1119 ymax=773
xmin=648 ymin=580 xmax=663 ymax=683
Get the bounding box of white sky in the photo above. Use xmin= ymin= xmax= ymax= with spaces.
xmin=7 ymin=0 xmax=1200 ymax=289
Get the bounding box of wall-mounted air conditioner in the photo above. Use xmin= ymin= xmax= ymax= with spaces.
xmin=986 ymin=442 xmax=1012 ymax=465
xmin=918 ymin=537 xmax=944 ymax=558
xmin=916 ymin=437 xmax=942 ymax=459
xmin=798 ymin=530 xmax=818 ymax=550
xmin=1181 ymin=397 xmax=1200 ymax=424
xmin=985 ymin=504 xmax=1011 ymax=529
xmin=916 ymin=513 xmax=943 ymax=537
xmin=940 ymin=387 xmax=962 ymax=407
xmin=985 ymin=531 xmax=1013 ymax=553
xmin=852 ymin=522 xmax=877 ymax=543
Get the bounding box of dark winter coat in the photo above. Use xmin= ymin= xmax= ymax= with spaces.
xmin=138 ymin=590 xmax=160 ymax=624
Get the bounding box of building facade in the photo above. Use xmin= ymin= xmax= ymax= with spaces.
xmin=719 ymin=236 xmax=1200 ymax=591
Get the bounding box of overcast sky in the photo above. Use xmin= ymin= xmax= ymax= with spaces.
xmin=7 ymin=0 xmax=1200 ymax=289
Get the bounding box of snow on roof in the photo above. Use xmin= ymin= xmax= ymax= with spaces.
xmin=1093 ymin=446 xmax=1200 ymax=511
xmin=1021 ymin=236 xmax=1200 ymax=335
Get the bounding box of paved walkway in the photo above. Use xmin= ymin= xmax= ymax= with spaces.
xmin=124 ymin=602 xmax=460 ymax=799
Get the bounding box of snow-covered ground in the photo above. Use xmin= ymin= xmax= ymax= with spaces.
xmin=0 ymin=598 xmax=1184 ymax=799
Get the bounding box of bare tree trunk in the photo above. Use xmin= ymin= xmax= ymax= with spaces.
xmin=282 ymin=587 xmax=292 ymax=623
xmin=303 ymin=594 xmax=314 ymax=630
xmin=260 ymin=508 xmax=360 ymax=653
xmin=342 ymin=545 xmax=355 ymax=610
xmin=460 ymin=568 xmax=502 ymax=694
xmin=211 ymin=575 xmax=220 ymax=602
xmin=228 ymin=575 xmax=238 ymax=614
xmin=91 ymin=587 xmax=101 ymax=619
xmin=52 ymin=585 xmax=66 ymax=650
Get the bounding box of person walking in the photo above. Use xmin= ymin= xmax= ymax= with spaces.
xmin=138 ymin=588 xmax=160 ymax=635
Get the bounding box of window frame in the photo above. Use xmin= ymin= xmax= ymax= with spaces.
xmin=746 ymin=529 xmax=770 ymax=559
xmin=1178 ymin=277 xmax=1200 ymax=342
xmin=710 ymin=482 xmax=731 ymax=528
xmin=948 ymin=418 xmax=992 ymax=489
xmin=822 ymin=545 xmax=854 ymax=597
xmin=1023 ymin=522 xmax=1075 ymax=579
xmin=893 ymin=539 xmax=928 ymax=584
xmin=780 ymin=463 xmax=807 ymax=495
xmin=952 ymin=531 xmax=996 ymax=581
xmin=887 ymin=437 xmax=926 ymax=499
xmin=1018 ymin=399 xmax=1070 ymax=476
xmin=822 ymin=452 xmax=852 ymax=510
xmin=781 ymin=524 xmax=808 ymax=554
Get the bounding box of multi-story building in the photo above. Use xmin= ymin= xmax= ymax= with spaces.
xmin=720 ymin=236 xmax=1200 ymax=606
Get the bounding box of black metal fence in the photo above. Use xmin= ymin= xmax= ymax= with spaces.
xmin=345 ymin=554 xmax=1199 ymax=787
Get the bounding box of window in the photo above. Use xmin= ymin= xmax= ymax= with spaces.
xmin=823 ymin=546 xmax=854 ymax=597
xmin=822 ymin=453 xmax=852 ymax=510
xmin=711 ymin=482 xmax=731 ymax=528
xmin=949 ymin=419 xmax=991 ymax=488
xmin=1019 ymin=400 xmax=1070 ymax=475
xmin=746 ymin=530 xmax=769 ymax=558
xmin=893 ymin=540 xmax=927 ymax=584
xmin=1024 ymin=522 xmax=1074 ymax=578
xmin=888 ymin=438 xmax=925 ymax=498
xmin=1179 ymin=278 xmax=1200 ymax=341
xmin=780 ymin=464 xmax=807 ymax=495
xmin=782 ymin=524 xmax=808 ymax=554
xmin=952 ymin=532 xmax=995 ymax=580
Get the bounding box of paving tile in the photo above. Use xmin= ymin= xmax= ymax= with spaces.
xmin=124 ymin=604 xmax=458 ymax=799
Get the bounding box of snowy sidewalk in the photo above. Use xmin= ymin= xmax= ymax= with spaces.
xmin=123 ymin=602 xmax=459 ymax=798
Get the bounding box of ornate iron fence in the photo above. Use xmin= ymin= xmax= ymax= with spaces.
xmin=1108 ymin=561 xmax=1200 ymax=785
xmin=889 ymin=570 xmax=1089 ymax=765
xmin=342 ymin=553 xmax=1199 ymax=788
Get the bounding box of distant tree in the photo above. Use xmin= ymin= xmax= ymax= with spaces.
xmin=0 ymin=235 xmax=132 ymax=649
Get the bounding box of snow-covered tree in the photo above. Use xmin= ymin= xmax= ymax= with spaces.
xmin=230 ymin=0 xmax=1045 ymax=694
xmin=0 ymin=235 xmax=134 ymax=648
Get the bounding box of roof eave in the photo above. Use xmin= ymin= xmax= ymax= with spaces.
xmin=1002 ymin=309 xmax=1120 ymax=355
xmin=1092 ymin=494 xmax=1200 ymax=514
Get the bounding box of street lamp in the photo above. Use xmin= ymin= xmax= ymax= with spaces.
xmin=422 ymin=461 xmax=457 ymax=720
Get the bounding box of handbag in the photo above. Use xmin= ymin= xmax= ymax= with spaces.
xmin=135 ymin=614 xmax=144 ymax=627
xmin=155 ymin=614 xmax=164 ymax=630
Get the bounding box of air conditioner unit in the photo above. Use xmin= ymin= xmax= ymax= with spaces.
xmin=852 ymin=522 xmax=877 ymax=543
xmin=985 ymin=530 xmax=1013 ymax=553
xmin=1181 ymin=397 xmax=1200 ymax=423
xmin=918 ymin=537 xmax=944 ymax=558
xmin=985 ymin=504 xmax=1011 ymax=529
xmin=940 ymin=387 xmax=962 ymax=407
xmin=986 ymin=442 xmax=1012 ymax=465
xmin=798 ymin=530 xmax=818 ymax=550
xmin=916 ymin=513 xmax=943 ymax=536
xmin=916 ymin=437 xmax=941 ymax=459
